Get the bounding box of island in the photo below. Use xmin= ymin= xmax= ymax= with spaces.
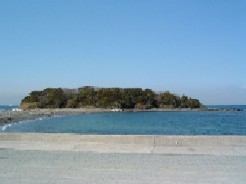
xmin=20 ymin=86 xmax=204 ymax=110
xmin=0 ymin=86 xmax=206 ymax=126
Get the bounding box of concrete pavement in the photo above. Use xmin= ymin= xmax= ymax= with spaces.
xmin=1 ymin=133 xmax=246 ymax=184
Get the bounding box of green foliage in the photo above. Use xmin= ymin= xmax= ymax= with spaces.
xmin=22 ymin=88 xmax=66 ymax=108
xmin=159 ymin=91 xmax=180 ymax=108
xmin=21 ymin=86 xmax=202 ymax=109
xmin=180 ymin=95 xmax=189 ymax=108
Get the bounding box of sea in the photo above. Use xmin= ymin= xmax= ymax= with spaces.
xmin=1 ymin=105 xmax=246 ymax=135
xmin=0 ymin=105 xmax=19 ymax=112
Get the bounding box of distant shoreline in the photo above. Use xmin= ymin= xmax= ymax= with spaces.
xmin=0 ymin=107 xmax=242 ymax=127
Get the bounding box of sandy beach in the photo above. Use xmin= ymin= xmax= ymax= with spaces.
xmin=0 ymin=133 xmax=246 ymax=184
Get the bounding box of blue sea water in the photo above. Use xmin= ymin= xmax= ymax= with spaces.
xmin=207 ymin=105 xmax=246 ymax=110
xmin=0 ymin=105 xmax=19 ymax=112
xmin=1 ymin=105 xmax=246 ymax=135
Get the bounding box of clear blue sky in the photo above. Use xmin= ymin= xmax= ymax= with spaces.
xmin=0 ymin=0 xmax=245 ymax=105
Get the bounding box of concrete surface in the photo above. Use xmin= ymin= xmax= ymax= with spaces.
xmin=1 ymin=133 xmax=246 ymax=184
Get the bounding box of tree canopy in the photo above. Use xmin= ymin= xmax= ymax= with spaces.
xmin=21 ymin=86 xmax=203 ymax=109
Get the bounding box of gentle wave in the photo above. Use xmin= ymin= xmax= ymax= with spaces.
xmin=1 ymin=124 xmax=12 ymax=131
xmin=0 ymin=105 xmax=19 ymax=112
xmin=0 ymin=114 xmax=65 ymax=132
xmin=1 ymin=116 xmax=48 ymax=132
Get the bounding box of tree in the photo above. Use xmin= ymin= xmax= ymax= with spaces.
xmin=42 ymin=88 xmax=66 ymax=108
xmin=20 ymin=86 xmax=203 ymax=109
xmin=159 ymin=91 xmax=179 ymax=108
xmin=180 ymin=95 xmax=189 ymax=108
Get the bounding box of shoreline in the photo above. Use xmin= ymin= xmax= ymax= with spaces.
xmin=0 ymin=108 xmax=111 ymax=126
xmin=0 ymin=108 xmax=200 ymax=126
xmin=0 ymin=107 xmax=242 ymax=127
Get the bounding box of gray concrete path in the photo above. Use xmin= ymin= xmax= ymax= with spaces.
xmin=1 ymin=133 xmax=246 ymax=184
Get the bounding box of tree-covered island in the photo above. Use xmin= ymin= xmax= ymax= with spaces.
xmin=21 ymin=86 xmax=204 ymax=110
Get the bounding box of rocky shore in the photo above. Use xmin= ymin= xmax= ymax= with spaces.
xmin=0 ymin=108 xmax=111 ymax=126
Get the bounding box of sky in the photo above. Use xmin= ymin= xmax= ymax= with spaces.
xmin=0 ymin=0 xmax=245 ymax=105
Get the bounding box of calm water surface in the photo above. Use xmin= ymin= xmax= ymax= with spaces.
xmin=0 ymin=105 xmax=19 ymax=112
xmin=2 ymin=106 xmax=246 ymax=135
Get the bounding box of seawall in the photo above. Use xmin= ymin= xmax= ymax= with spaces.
xmin=1 ymin=133 xmax=246 ymax=155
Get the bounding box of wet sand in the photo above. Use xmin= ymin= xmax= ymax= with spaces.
xmin=0 ymin=133 xmax=246 ymax=184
